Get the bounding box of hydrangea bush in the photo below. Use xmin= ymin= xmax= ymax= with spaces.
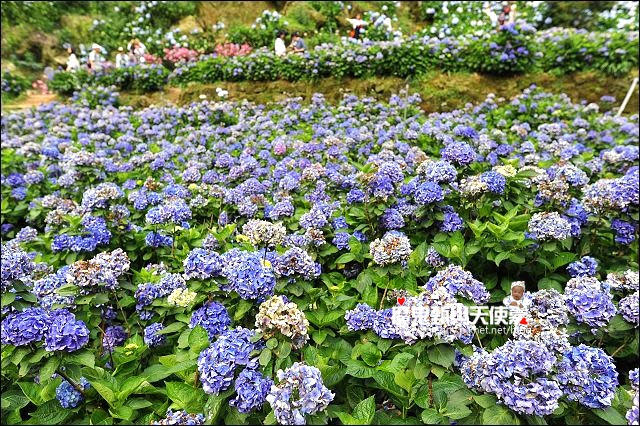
xmin=1 ymin=86 xmax=638 ymax=425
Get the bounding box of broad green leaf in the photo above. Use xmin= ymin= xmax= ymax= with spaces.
xmin=482 ymin=405 xmax=519 ymax=425
xmin=593 ymin=407 xmax=628 ymax=425
xmin=188 ymin=326 xmax=210 ymax=352
xmin=427 ymin=344 xmax=455 ymax=368
xmin=39 ymin=357 xmax=60 ymax=383
xmin=352 ymin=395 xmax=376 ymax=424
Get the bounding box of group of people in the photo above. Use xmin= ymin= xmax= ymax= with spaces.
xmin=65 ymin=39 xmax=149 ymax=73
xmin=274 ymin=31 xmax=307 ymax=56
xmin=484 ymin=1 xmax=517 ymax=28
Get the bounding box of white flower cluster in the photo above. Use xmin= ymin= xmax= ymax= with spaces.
xmin=167 ymin=287 xmax=197 ymax=307
xmin=255 ymin=295 xmax=309 ymax=349
xmin=242 ymin=219 xmax=287 ymax=247
xmin=369 ymin=231 xmax=412 ymax=266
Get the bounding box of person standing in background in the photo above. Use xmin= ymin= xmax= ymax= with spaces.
xmin=115 ymin=47 xmax=128 ymax=68
xmin=66 ymin=47 xmax=80 ymax=72
xmin=274 ymin=31 xmax=287 ymax=56
xmin=88 ymin=43 xmax=105 ymax=73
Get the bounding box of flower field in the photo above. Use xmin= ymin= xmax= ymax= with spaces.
xmin=1 ymin=84 xmax=638 ymax=425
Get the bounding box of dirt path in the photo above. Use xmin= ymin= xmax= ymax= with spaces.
xmin=2 ymin=92 xmax=58 ymax=112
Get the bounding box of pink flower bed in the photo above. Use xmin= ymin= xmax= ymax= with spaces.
xmin=214 ymin=43 xmax=252 ymax=57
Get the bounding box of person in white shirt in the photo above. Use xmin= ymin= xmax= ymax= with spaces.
xmin=88 ymin=43 xmax=105 ymax=73
xmin=274 ymin=31 xmax=286 ymax=57
xmin=115 ymin=47 xmax=128 ymax=68
xmin=66 ymin=47 xmax=80 ymax=72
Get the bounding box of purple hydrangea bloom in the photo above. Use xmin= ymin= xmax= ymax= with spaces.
xmin=144 ymin=322 xmax=166 ymax=347
xmin=102 ymin=325 xmax=127 ymax=353
xmin=556 ymin=344 xmax=618 ymax=409
xmin=567 ymin=256 xmax=598 ymax=277
xmin=44 ymin=309 xmax=90 ymax=352
xmin=230 ymin=368 xmax=273 ymax=414
xmin=197 ymin=327 xmax=258 ymax=395
xmin=189 ymin=301 xmax=231 ymax=341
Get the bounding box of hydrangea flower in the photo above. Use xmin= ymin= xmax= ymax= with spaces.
xmin=266 ymin=362 xmax=334 ymax=425
xmin=197 ymin=327 xmax=258 ymax=394
xmin=230 ymin=368 xmax=273 ymax=414
xmin=144 ymin=322 xmax=166 ymax=347
xmin=102 ymin=325 xmax=127 ymax=353
xmin=153 ymin=410 xmax=205 ymax=425
xmin=56 ymin=377 xmax=90 ymax=409
xmin=1 ymin=307 xmax=50 ymax=346
xmin=369 ymin=231 xmax=412 ymax=266
xmin=43 ymin=309 xmax=90 ymax=352
xmin=556 ymin=344 xmax=618 ymax=408
xmin=255 ymin=295 xmax=309 ymax=349
xmin=189 ymin=301 xmax=231 ymax=341
xmin=221 ymin=249 xmax=276 ymax=301
xmin=567 ymin=256 xmax=598 ymax=277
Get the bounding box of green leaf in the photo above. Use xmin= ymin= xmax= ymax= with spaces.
xmin=205 ymin=389 xmax=233 ymax=424
xmin=372 ymin=371 xmax=405 ymax=398
xmin=266 ymin=338 xmax=278 ymax=349
xmin=88 ymin=379 xmax=117 ymax=406
xmin=482 ymin=405 xmax=519 ymax=425
xmin=118 ymin=376 xmax=147 ymax=401
xmin=427 ymin=344 xmax=455 ymax=368
xmin=24 ymin=399 xmax=70 ymax=425
xmin=473 ymin=394 xmax=497 ymax=408
xmin=336 ymin=253 xmax=356 ymax=264
xmin=142 ymin=360 xmax=197 ymax=382
xmin=352 ymin=395 xmax=376 ymax=424
xmin=66 ymin=350 xmax=95 ymax=368
xmin=234 ymin=299 xmax=253 ymax=320
xmin=1 ymin=292 xmax=16 ymax=307
xmin=593 ymin=407 xmax=628 ymax=425
xmin=188 ymin=326 xmax=210 ymax=352
xmin=551 ymin=252 xmax=576 ymax=270
xmin=277 ymin=340 xmax=292 ymax=360
xmin=421 ymin=408 xmax=445 ymax=424
xmin=166 ymin=381 xmax=198 ymax=410
xmin=156 ymin=321 xmax=186 ymax=335
xmin=345 ymin=360 xmax=376 ymax=379
xmin=18 ymin=382 xmax=46 ymax=406
xmin=1 ymin=389 xmax=30 ymax=411
xmin=259 ymin=348 xmax=272 ymax=366
xmin=39 ymin=357 xmax=60 ymax=383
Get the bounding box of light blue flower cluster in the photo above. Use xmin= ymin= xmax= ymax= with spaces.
xmin=55 ymin=377 xmax=90 ymax=408
xmin=460 ymin=340 xmax=562 ymax=416
xmin=102 ymin=325 xmax=127 ymax=353
xmin=230 ymin=368 xmax=273 ymax=414
xmin=2 ymin=307 xmax=89 ymax=352
xmin=423 ymin=264 xmax=490 ymax=304
xmin=189 ymin=301 xmax=230 ymax=341
xmin=44 ymin=309 xmax=91 ymax=352
xmin=220 ymin=249 xmax=276 ymax=301
xmin=266 ymin=362 xmax=334 ymax=425
xmin=183 ymin=248 xmax=223 ymax=280
xmin=564 ymin=276 xmax=616 ymax=332
xmin=556 ymin=344 xmax=618 ymax=409
xmin=272 ymin=247 xmax=321 ymax=279
xmin=153 ymin=410 xmax=205 ymax=425
xmin=144 ymin=322 xmax=166 ymax=347
xmin=566 ymin=256 xmax=598 ymax=277
xmin=197 ymin=327 xmax=258 ymax=394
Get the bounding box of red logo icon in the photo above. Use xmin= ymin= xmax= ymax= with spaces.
xmin=519 ymin=317 xmax=528 ymax=325
xmin=397 ymin=297 xmax=406 ymax=306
